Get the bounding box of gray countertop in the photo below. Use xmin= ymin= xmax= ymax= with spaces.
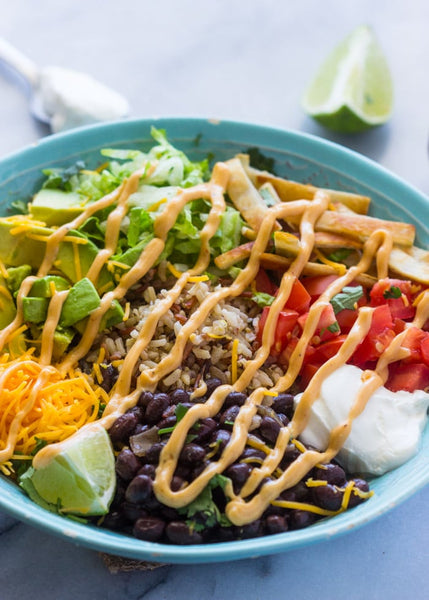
xmin=1 ymin=1 xmax=428 ymax=598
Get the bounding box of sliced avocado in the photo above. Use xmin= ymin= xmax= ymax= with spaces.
xmin=60 ymin=277 xmax=101 ymax=327
xmin=52 ymin=327 xmax=75 ymax=361
xmin=0 ymin=219 xmax=113 ymax=292
xmin=29 ymin=189 xmax=85 ymax=226
xmin=0 ymin=220 xmax=50 ymax=268
xmin=22 ymin=297 xmax=49 ymax=324
xmin=0 ymin=275 xmax=17 ymax=328
xmin=100 ymin=299 xmax=125 ymax=330
xmin=6 ymin=265 xmax=33 ymax=296
xmin=30 ymin=275 xmax=70 ymax=298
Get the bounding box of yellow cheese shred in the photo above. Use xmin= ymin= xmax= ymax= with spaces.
xmin=0 ymin=354 xmax=102 ymax=460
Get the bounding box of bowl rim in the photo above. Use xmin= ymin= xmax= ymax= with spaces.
xmin=0 ymin=116 xmax=428 ymax=564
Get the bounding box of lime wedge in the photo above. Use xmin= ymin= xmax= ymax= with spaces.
xmin=20 ymin=424 xmax=115 ymax=516
xmin=302 ymin=25 xmax=393 ymax=133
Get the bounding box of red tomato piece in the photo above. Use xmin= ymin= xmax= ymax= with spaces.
xmin=299 ymin=362 xmax=320 ymax=390
xmin=298 ymin=303 xmax=340 ymax=342
xmin=400 ymin=327 xmax=429 ymax=363
xmin=255 ymin=268 xmax=278 ymax=296
xmin=350 ymin=304 xmax=395 ymax=367
xmin=335 ymin=308 xmax=358 ymax=333
xmin=257 ymin=306 xmax=299 ymax=356
xmin=301 ymin=275 xmax=339 ymax=299
xmin=421 ymin=336 xmax=429 ymax=367
xmin=386 ymin=362 xmax=429 ymax=393
xmin=284 ymin=279 xmax=311 ymax=314
xmin=370 ymin=278 xmax=415 ymax=320
xmin=311 ymin=335 xmax=347 ymax=363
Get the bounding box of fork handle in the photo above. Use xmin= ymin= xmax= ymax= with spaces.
xmin=0 ymin=37 xmax=39 ymax=87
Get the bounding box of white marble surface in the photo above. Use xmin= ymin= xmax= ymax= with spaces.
xmin=1 ymin=1 xmax=429 ymax=598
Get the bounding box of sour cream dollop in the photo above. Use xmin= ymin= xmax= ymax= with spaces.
xmin=295 ymin=364 xmax=429 ymax=475
xmin=38 ymin=66 xmax=129 ymax=133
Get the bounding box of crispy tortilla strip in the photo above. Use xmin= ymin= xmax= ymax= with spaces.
xmin=226 ymin=158 xmax=281 ymax=231
xmin=313 ymin=231 xmax=362 ymax=249
xmin=315 ymin=211 xmax=415 ymax=247
xmin=243 ymin=166 xmax=371 ymax=215
xmin=214 ymin=241 xmax=255 ymax=270
xmin=389 ymin=246 xmax=429 ymax=284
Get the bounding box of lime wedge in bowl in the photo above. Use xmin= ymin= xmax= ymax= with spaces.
xmin=20 ymin=423 xmax=115 ymax=516
xmin=302 ymin=25 xmax=393 ymax=133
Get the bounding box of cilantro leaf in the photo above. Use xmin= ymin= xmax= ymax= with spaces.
xmin=327 ymin=249 xmax=352 ymax=262
xmin=327 ymin=321 xmax=341 ymax=334
xmin=330 ymin=285 xmax=364 ymax=314
xmin=383 ymin=285 xmax=402 ymax=299
xmin=178 ymin=475 xmax=232 ymax=531
xmin=246 ymin=147 xmax=276 ymax=173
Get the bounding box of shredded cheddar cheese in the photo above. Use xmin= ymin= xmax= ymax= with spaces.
xmin=313 ymin=248 xmax=347 ymax=275
xmin=231 ymin=338 xmax=239 ymax=384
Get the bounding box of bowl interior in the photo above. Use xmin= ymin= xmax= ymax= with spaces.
xmin=0 ymin=117 xmax=428 ymax=564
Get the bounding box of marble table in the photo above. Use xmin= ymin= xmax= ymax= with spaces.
xmin=1 ymin=2 xmax=428 ymax=598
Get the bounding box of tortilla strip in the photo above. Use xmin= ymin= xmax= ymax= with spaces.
xmin=315 ymin=210 xmax=415 ymax=247
xmin=226 ymin=158 xmax=281 ymax=231
xmin=389 ymin=246 xmax=429 ymax=284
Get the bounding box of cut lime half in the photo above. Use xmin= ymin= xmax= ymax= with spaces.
xmin=302 ymin=25 xmax=393 ymax=134
xmin=20 ymin=423 xmax=115 ymax=516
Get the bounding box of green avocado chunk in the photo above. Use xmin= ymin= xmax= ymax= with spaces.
xmin=30 ymin=275 xmax=70 ymax=298
xmin=59 ymin=277 xmax=101 ymax=327
xmin=0 ymin=275 xmax=17 ymax=328
xmin=22 ymin=296 xmax=49 ymax=323
xmin=52 ymin=327 xmax=75 ymax=360
xmin=6 ymin=265 xmax=33 ymax=296
xmin=29 ymin=189 xmax=85 ymax=226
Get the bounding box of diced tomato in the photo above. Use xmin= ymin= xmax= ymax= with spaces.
xmin=421 ymin=336 xmax=429 ymax=366
xmin=335 ymin=308 xmax=358 ymax=333
xmin=255 ymin=268 xmax=278 ymax=296
xmin=301 ymin=275 xmax=339 ymax=299
xmin=257 ymin=306 xmax=299 ymax=355
xmin=350 ymin=304 xmax=395 ymax=367
xmin=370 ymin=278 xmax=415 ymax=320
xmin=299 ymin=362 xmax=320 ymax=390
xmin=311 ymin=335 xmax=347 ymax=363
xmin=284 ymin=279 xmax=311 ymax=314
xmin=386 ymin=362 xmax=429 ymax=392
xmin=298 ymin=303 xmax=340 ymax=343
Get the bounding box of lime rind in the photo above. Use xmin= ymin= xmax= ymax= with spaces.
xmin=302 ymin=25 xmax=393 ymax=133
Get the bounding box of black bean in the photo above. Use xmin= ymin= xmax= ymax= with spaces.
xmin=143 ymin=442 xmax=165 ymax=464
xmin=138 ymin=464 xmax=156 ymax=479
xmin=205 ymin=377 xmax=223 ymax=397
xmin=145 ymin=393 xmax=171 ymax=424
xmin=109 ymin=412 xmax=139 ymax=443
xmin=190 ymin=463 xmax=207 ymax=480
xmin=138 ymin=390 xmax=154 ymax=408
xmin=132 ymin=423 xmax=148 ymax=436
xmin=165 ymin=521 xmax=204 ymax=544
xmin=209 ymin=429 xmax=231 ymax=454
xmin=289 ymin=509 xmax=316 ymax=529
xmin=236 ymin=519 xmax=263 ymax=539
xmin=260 ymin=415 xmax=281 ymax=444
xmin=193 ymin=418 xmax=217 ymax=442
xmin=161 ymin=404 xmax=176 ymax=419
xmin=128 ymin=406 xmax=145 ymax=422
xmin=282 ymin=481 xmax=310 ymax=502
xmin=348 ymin=478 xmax=370 ymax=508
xmin=225 ymin=463 xmax=251 ymax=493
xmin=313 ymin=463 xmax=346 ymax=486
xmin=220 ymin=405 xmax=241 ymax=429
xmin=312 ymin=483 xmax=343 ymax=511
xmin=115 ymin=448 xmax=141 ymax=481
xmin=171 ymin=475 xmax=185 ymax=492
xmin=271 ymin=393 xmax=295 ymax=419
xmin=121 ymin=501 xmax=148 ymax=522
xmin=240 ymin=447 xmax=266 ymax=462
xmin=102 ymin=511 xmax=128 ymax=530
xmin=280 ymin=444 xmax=301 ymax=468
xmin=277 ymin=413 xmax=290 ymax=426
xmin=133 ymin=517 xmax=166 ymax=542
xmin=100 ymin=364 xmax=118 ymax=393
xmin=170 ymin=388 xmax=191 ymax=404
xmin=174 ymin=464 xmax=191 ymax=480
xmin=125 ymin=474 xmax=153 ymax=504
xmin=223 ymin=391 xmax=247 ymax=408
xmin=179 ymin=443 xmax=206 ymax=465
xmin=265 ymin=514 xmax=289 ymax=534
xmin=157 ymin=415 xmax=177 ymax=431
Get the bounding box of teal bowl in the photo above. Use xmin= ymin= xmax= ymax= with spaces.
xmin=0 ymin=118 xmax=428 ymax=564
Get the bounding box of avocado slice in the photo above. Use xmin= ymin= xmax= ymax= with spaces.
xmin=0 ymin=275 xmax=17 ymax=328
xmin=29 ymin=189 xmax=86 ymax=226
xmin=30 ymin=275 xmax=70 ymax=298
xmin=52 ymin=327 xmax=75 ymax=360
xmin=22 ymin=297 xmax=49 ymax=324
xmin=59 ymin=277 xmax=101 ymax=327
xmin=6 ymin=265 xmax=33 ymax=296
